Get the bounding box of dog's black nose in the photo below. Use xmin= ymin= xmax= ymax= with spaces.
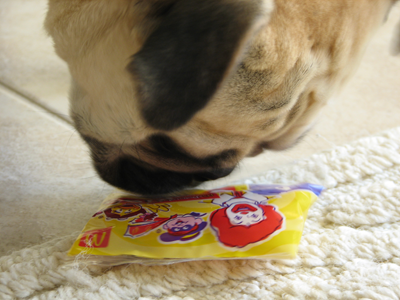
xmin=93 ymin=155 xmax=234 ymax=195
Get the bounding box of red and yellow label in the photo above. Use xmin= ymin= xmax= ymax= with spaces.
xmin=68 ymin=184 xmax=322 ymax=260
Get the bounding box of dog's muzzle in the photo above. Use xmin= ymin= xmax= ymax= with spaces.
xmin=81 ymin=135 xmax=235 ymax=195
xmin=93 ymin=155 xmax=234 ymax=195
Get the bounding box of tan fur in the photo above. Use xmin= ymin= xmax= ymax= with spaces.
xmin=46 ymin=0 xmax=396 ymax=176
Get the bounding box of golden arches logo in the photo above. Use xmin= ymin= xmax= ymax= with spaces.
xmin=79 ymin=227 xmax=112 ymax=248
xmin=86 ymin=232 xmax=106 ymax=246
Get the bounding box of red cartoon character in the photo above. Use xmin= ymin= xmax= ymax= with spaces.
xmin=125 ymin=212 xmax=207 ymax=243
xmin=125 ymin=212 xmax=173 ymax=238
xmin=210 ymin=191 xmax=284 ymax=248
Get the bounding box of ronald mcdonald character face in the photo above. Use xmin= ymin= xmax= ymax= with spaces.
xmin=210 ymin=203 xmax=284 ymax=248
xmin=226 ymin=203 xmax=265 ymax=226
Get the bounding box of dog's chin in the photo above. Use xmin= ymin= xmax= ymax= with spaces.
xmin=93 ymin=156 xmax=234 ymax=196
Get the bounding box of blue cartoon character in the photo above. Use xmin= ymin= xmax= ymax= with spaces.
xmin=159 ymin=212 xmax=207 ymax=242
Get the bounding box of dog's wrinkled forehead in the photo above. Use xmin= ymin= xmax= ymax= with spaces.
xmin=57 ymin=0 xmax=275 ymax=144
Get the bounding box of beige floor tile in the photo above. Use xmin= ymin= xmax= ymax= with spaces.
xmin=0 ymin=86 xmax=113 ymax=256
xmin=0 ymin=0 xmax=70 ymax=117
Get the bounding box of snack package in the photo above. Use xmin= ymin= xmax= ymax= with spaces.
xmin=67 ymin=183 xmax=323 ymax=266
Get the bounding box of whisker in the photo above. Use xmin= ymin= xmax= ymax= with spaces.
xmin=118 ymin=138 xmax=127 ymax=157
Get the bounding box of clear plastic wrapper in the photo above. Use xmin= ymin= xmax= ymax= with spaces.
xmin=66 ymin=183 xmax=323 ymax=266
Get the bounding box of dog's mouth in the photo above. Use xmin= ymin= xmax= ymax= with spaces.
xmin=83 ymin=134 xmax=237 ymax=195
xmin=232 ymin=204 xmax=258 ymax=214
xmin=93 ymin=154 xmax=235 ymax=195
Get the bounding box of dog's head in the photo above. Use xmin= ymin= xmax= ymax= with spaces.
xmin=45 ymin=0 xmax=350 ymax=195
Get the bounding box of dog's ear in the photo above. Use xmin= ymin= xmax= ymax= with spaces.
xmin=128 ymin=0 xmax=273 ymax=130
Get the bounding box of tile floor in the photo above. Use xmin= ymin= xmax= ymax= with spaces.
xmin=1 ymin=1 xmax=400 ymax=255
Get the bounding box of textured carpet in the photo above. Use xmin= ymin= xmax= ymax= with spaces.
xmin=1 ymin=127 xmax=400 ymax=300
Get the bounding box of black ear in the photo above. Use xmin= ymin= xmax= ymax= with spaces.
xmin=128 ymin=0 xmax=273 ymax=130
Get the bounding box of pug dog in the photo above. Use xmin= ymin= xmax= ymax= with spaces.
xmin=45 ymin=0 xmax=398 ymax=195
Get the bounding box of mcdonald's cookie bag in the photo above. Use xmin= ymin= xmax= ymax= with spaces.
xmin=67 ymin=183 xmax=323 ymax=266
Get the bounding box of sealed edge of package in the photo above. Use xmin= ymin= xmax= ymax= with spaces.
xmin=65 ymin=183 xmax=324 ymax=266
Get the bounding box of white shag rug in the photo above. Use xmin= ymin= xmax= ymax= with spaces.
xmin=1 ymin=127 xmax=400 ymax=300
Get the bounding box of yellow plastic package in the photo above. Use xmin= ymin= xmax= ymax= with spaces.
xmin=67 ymin=183 xmax=323 ymax=266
